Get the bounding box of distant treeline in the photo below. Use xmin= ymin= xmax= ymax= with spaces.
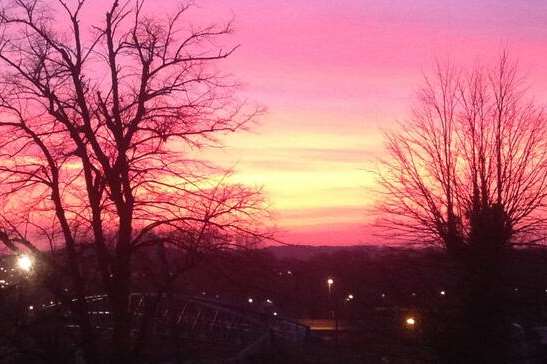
xmin=163 ymin=245 xmax=547 ymax=320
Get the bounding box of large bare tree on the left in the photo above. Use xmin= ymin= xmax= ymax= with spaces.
xmin=0 ymin=0 xmax=265 ymax=362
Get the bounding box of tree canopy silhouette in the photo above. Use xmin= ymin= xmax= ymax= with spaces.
xmin=0 ymin=0 xmax=266 ymax=361
xmin=377 ymin=53 xmax=547 ymax=252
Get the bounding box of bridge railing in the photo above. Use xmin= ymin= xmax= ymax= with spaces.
xmin=41 ymin=292 xmax=309 ymax=360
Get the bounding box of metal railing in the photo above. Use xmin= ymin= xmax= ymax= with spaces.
xmin=45 ymin=292 xmax=309 ymax=360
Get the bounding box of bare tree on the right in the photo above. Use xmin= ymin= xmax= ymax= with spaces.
xmin=377 ymin=53 xmax=547 ymax=362
xmin=377 ymin=52 xmax=547 ymax=252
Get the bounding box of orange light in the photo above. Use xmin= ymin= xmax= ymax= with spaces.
xmin=405 ymin=317 xmax=416 ymax=327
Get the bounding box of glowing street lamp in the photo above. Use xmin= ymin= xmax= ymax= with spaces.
xmin=405 ymin=316 xmax=416 ymax=328
xmin=16 ymin=254 xmax=33 ymax=272
xmin=327 ymin=278 xmax=334 ymax=294
xmin=248 ymin=298 xmax=253 ymax=304
xmin=325 ymin=277 xmax=339 ymax=344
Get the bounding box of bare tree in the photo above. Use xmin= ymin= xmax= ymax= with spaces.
xmin=376 ymin=53 xmax=547 ymax=252
xmin=0 ymin=0 xmax=266 ymax=361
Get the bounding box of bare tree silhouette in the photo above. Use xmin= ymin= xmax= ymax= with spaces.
xmin=377 ymin=53 xmax=547 ymax=252
xmin=377 ymin=52 xmax=547 ymax=362
xmin=0 ymin=0 xmax=266 ymax=361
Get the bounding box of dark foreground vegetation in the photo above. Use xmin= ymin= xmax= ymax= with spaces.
xmin=2 ymin=244 xmax=547 ymax=363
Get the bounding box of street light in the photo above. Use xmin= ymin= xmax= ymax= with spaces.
xmin=405 ymin=316 xmax=416 ymax=328
xmin=16 ymin=254 xmax=33 ymax=272
xmin=326 ymin=277 xmax=338 ymax=345
xmin=327 ymin=278 xmax=334 ymax=294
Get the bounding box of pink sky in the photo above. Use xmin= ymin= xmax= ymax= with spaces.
xmin=194 ymin=0 xmax=547 ymax=245
xmin=85 ymin=1 xmax=547 ymax=245
xmin=187 ymin=0 xmax=547 ymax=245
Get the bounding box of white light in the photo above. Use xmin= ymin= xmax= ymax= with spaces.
xmin=405 ymin=317 xmax=416 ymax=326
xmin=381 ymin=293 xmax=386 ymax=298
xmin=266 ymin=298 xmax=272 ymax=304
xmin=273 ymin=312 xmax=278 ymax=316
xmin=28 ymin=305 xmax=34 ymax=311
xmin=16 ymin=254 xmax=33 ymax=272
xmin=248 ymin=298 xmax=253 ymax=304
xmin=327 ymin=278 xmax=334 ymax=286
xmin=440 ymin=290 xmax=446 ymax=296
xmin=287 ymin=270 xmax=292 ymax=275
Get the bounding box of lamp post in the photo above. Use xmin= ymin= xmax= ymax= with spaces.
xmin=326 ymin=278 xmax=334 ymax=320
xmin=326 ymin=277 xmax=338 ymax=345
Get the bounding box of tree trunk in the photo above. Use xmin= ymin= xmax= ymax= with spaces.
xmin=462 ymin=204 xmax=511 ymax=363
xmin=110 ymin=270 xmax=132 ymax=363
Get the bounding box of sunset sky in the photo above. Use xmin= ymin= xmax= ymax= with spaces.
xmin=89 ymin=0 xmax=547 ymax=245
xmin=192 ymin=0 xmax=547 ymax=245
